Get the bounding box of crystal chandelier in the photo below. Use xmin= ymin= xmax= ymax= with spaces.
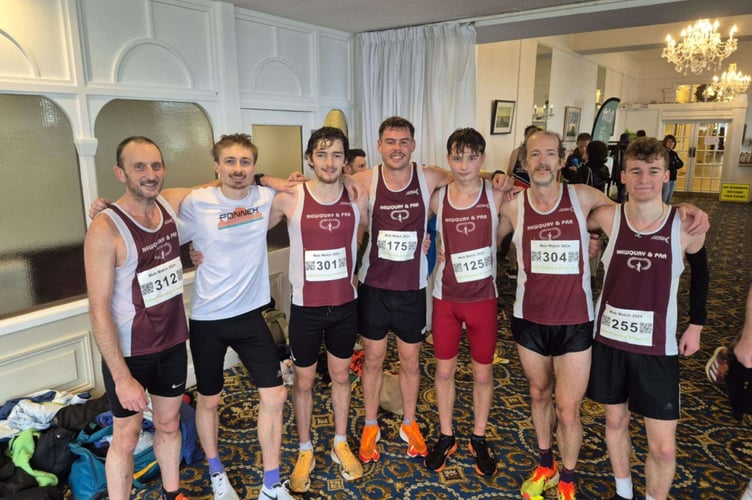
xmin=709 ymin=64 xmax=751 ymax=101
xmin=662 ymin=19 xmax=737 ymax=75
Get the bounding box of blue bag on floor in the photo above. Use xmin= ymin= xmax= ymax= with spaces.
xmin=68 ymin=424 xmax=158 ymax=500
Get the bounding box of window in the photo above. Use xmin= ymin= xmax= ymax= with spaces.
xmin=94 ymin=100 xmax=215 ymax=199
xmin=0 ymin=96 xmax=215 ymax=319
xmin=0 ymin=94 xmax=86 ymax=318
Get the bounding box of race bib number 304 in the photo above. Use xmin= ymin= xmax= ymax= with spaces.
xmin=305 ymin=247 xmax=348 ymax=282
xmin=451 ymin=247 xmax=493 ymax=283
xmin=137 ymin=257 xmax=183 ymax=308
xmin=600 ymin=303 xmax=654 ymax=346
xmin=530 ymin=240 xmax=579 ymax=274
xmin=377 ymin=230 xmax=418 ymax=262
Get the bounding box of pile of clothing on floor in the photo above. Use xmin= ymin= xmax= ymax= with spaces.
xmin=0 ymin=390 xmax=203 ymax=500
xmin=0 ymin=389 xmax=109 ymax=499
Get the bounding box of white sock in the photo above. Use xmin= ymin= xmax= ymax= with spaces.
xmin=615 ymin=476 xmax=633 ymax=498
xmin=646 ymin=495 xmax=656 ymax=500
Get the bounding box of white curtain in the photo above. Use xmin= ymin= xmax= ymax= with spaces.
xmin=356 ymin=23 xmax=476 ymax=168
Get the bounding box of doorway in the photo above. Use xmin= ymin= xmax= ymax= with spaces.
xmin=663 ymin=120 xmax=729 ymax=194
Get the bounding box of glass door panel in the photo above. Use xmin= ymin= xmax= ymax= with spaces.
xmin=663 ymin=120 xmax=728 ymax=194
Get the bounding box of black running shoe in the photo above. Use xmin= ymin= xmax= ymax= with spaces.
xmin=468 ymin=436 xmax=497 ymax=476
xmin=424 ymin=434 xmax=457 ymax=472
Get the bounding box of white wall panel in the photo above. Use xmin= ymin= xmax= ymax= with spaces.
xmin=235 ymin=14 xmax=316 ymax=101
xmin=152 ymin=0 xmax=214 ymax=89
xmin=0 ymin=0 xmax=71 ymax=82
xmin=319 ymin=34 xmax=352 ymax=101
xmin=80 ymin=0 xmax=213 ymax=90
xmin=549 ymin=48 xmax=598 ymax=141
xmin=116 ymin=41 xmax=193 ymax=86
xmin=79 ymin=0 xmax=152 ymax=83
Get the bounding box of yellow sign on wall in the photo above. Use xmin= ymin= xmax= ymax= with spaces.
xmin=719 ymin=183 xmax=751 ymax=202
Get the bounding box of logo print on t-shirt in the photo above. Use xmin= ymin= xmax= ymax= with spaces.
xmin=318 ymin=218 xmax=341 ymax=232
xmin=390 ymin=209 xmax=410 ymax=222
xmin=455 ymin=221 xmax=476 ymax=235
xmin=217 ymin=206 xmax=263 ymax=230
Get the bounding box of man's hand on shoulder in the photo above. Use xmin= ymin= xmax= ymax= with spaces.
xmin=676 ymin=202 xmax=710 ymax=236
xmin=89 ymin=197 xmax=110 ymax=219
xmin=260 ymin=173 xmax=303 ymax=194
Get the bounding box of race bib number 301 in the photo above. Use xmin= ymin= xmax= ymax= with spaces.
xmin=451 ymin=247 xmax=493 ymax=283
xmin=599 ymin=303 xmax=654 ymax=346
xmin=530 ymin=240 xmax=579 ymax=274
xmin=305 ymin=247 xmax=348 ymax=282
xmin=137 ymin=257 xmax=183 ymax=308
xmin=377 ymin=230 xmax=418 ymax=262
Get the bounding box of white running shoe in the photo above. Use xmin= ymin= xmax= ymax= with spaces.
xmin=210 ymin=471 xmax=240 ymax=500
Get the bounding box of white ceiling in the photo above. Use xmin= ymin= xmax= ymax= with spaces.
xmin=216 ymin=0 xmax=752 ymax=56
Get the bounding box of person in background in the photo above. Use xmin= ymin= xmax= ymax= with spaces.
xmin=345 ymin=148 xmax=370 ymax=273
xmin=662 ymin=135 xmax=683 ymax=203
xmin=636 ymin=130 xmax=647 ymax=138
xmin=344 ymin=148 xmax=368 ymax=175
xmin=562 ymin=133 xmax=591 ymax=182
xmin=85 ymin=136 xmax=189 ymax=500
xmin=587 ymin=137 xmax=708 ymax=500
xmin=506 ymin=125 xmax=541 ymax=187
xmin=735 ymin=283 xmax=752 ymax=369
xmin=585 ymin=141 xmax=611 ymax=192
xmin=735 ymin=283 xmax=752 ymax=500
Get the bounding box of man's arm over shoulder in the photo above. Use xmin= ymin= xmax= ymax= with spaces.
xmin=573 ymin=183 xmax=615 ymax=215
xmin=269 ymin=189 xmax=295 ymax=229
xmin=587 ymin=204 xmax=616 ymax=236
xmin=422 ymin=164 xmax=453 ymax=193
xmin=497 ymin=197 xmax=517 ymax=240
xmin=355 ymin=192 xmax=370 ymax=230
xmin=161 ymin=181 xmax=218 ymax=213
xmin=349 ymin=170 xmax=373 ymax=193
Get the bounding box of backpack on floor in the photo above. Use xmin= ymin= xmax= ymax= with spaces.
xmin=30 ymin=426 xmax=76 ymax=480
xmin=262 ymin=307 xmax=288 ymax=345
xmin=68 ymin=424 xmax=158 ymax=500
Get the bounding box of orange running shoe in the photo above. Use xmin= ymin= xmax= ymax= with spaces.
xmin=358 ymin=424 xmax=381 ymax=462
xmin=399 ymin=421 xmax=428 ymax=457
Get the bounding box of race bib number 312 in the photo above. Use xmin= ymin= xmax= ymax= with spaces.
xmin=137 ymin=257 xmax=183 ymax=308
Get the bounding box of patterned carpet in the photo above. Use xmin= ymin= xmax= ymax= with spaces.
xmin=129 ymin=195 xmax=751 ymax=500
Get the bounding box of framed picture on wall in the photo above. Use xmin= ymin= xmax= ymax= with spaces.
xmin=491 ymin=100 xmax=515 ymax=135
xmin=563 ymin=106 xmax=581 ymax=139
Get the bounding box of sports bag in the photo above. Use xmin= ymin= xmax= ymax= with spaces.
xmin=68 ymin=425 xmax=158 ymax=500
